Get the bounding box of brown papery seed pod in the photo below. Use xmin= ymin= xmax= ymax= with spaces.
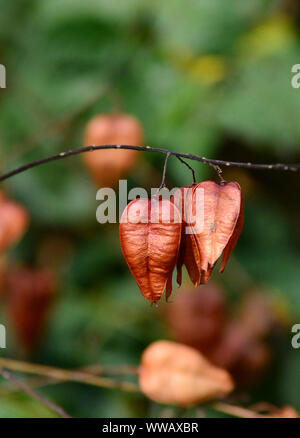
xmin=83 ymin=113 xmax=144 ymax=187
xmin=210 ymin=321 xmax=271 ymax=387
xmin=139 ymin=341 xmax=234 ymax=407
xmin=188 ymin=181 xmax=243 ymax=283
xmin=172 ymin=186 xmax=202 ymax=286
xmin=238 ymin=291 xmax=282 ymax=340
xmin=166 ymin=284 xmax=227 ymax=354
xmin=0 ymin=193 xmax=29 ymax=253
xmin=7 ymin=267 xmax=56 ymax=352
xmin=120 ymin=198 xmax=181 ymax=302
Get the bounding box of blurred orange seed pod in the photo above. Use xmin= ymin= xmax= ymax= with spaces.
xmin=83 ymin=113 xmax=144 ymax=187
xmin=139 ymin=341 xmax=234 ymax=407
xmin=166 ymin=284 xmax=227 ymax=353
xmin=0 ymin=193 xmax=29 ymax=253
xmin=209 ymin=321 xmax=271 ymax=387
xmin=7 ymin=267 xmax=56 ymax=352
xmin=120 ymin=198 xmax=181 ymax=302
xmin=238 ymin=291 xmax=281 ymax=339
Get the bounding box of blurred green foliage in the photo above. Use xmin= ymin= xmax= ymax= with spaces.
xmin=0 ymin=0 xmax=300 ymax=418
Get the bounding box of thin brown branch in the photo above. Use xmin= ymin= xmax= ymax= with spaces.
xmin=0 ymin=357 xmax=139 ymax=393
xmin=176 ymin=156 xmax=196 ymax=183
xmin=212 ymin=402 xmax=262 ymax=418
xmin=0 ymin=367 xmax=72 ymax=418
xmin=0 ymin=365 xmax=139 ymax=396
xmin=208 ymin=163 xmax=226 ymax=184
xmin=158 ymin=152 xmax=171 ymax=191
xmin=0 ymin=144 xmax=299 ymax=183
xmin=98 ymin=365 xmax=139 ymax=375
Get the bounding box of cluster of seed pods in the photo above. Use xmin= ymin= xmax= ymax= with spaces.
xmin=120 ymin=180 xmax=244 ymax=303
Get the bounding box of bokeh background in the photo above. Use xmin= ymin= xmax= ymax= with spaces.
xmin=0 ymin=0 xmax=300 ymax=418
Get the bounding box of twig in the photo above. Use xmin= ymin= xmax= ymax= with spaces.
xmin=0 ymin=367 xmax=72 ymax=418
xmin=0 ymin=364 xmax=140 ymax=395
xmin=212 ymin=401 xmax=261 ymax=418
xmin=0 ymin=145 xmax=299 ymax=183
xmin=208 ymin=163 xmax=226 ymax=184
xmin=0 ymin=357 xmax=139 ymax=393
xmin=90 ymin=364 xmax=139 ymax=375
xmin=0 ymin=375 xmax=59 ymax=395
xmin=157 ymin=152 xmax=171 ymax=192
xmin=0 ymin=366 xmax=139 ymax=398
xmin=176 ymin=156 xmax=196 ymax=183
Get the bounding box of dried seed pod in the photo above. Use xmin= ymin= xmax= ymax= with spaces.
xmin=166 ymin=283 xmax=276 ymax=388
xmin=188 ymin=181 xmax=243 ymax=282
xmin=0 ymin=193 xmax=29 ymax=253
xmin=210 ymin=321 xmax=271 ymax=387
xmin=139 ymin=341 xmax=234 ymax=407
xmin=7 ymin=267 xmax=56 ymax=352
xmin=238 ymin=291 xmax=281 ymax=339
xmin=220 ymin=188 xmax=244 ymax=273
xmin=120 ymin=198 xmax=181 ymax=302
xmin=83 ymin=113 xmax=144 ymax=187
xmin=179 ymin=233 xmax=202 ymax=286
xmin=172 ymin=186 xmax=202 ymax=286
xmin=166 ymin=284 xmax=227 ymax=354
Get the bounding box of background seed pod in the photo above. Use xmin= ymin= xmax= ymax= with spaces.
xmin=166 ymin=283 xmax=227 ymax=355
xmin=210 ymin=321 xmax=272 ymax=387
xmin=6 ymin=266 xmax=57 ymax=353
xmin=139 ymin=340 xmax=234 ymax=407
xmin=166 ymin=286 xmax=285 ymax=388
xmin=0 ymin=193 xmax=29 ymax=253
xmin=83 ymin=113 xmax=144 ymax=187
